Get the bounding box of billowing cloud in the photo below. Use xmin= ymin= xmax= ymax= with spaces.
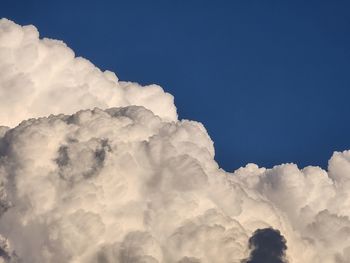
xmin=0 ymin=19 xmax=350 ymax=263
xmin=0 ymin=18 xmax=177 ymax=127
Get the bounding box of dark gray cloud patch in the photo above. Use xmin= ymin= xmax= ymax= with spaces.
xmin=55 ymin=138 xmax=111 ymax=183
xmin=243 ymin=228 xmax=288 ymax=263
xmin=0 ymin=127 xmax=10 ymax=157
xmin=0 ymin=238 xmax=18 ymax=263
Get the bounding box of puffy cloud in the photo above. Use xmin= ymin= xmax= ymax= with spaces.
xmin=0 ymin=18 xmax=177 ymax=127
xmin=0 ymin=19 xmax=349 ymax=263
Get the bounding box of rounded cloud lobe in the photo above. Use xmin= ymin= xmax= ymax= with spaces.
xmin=0 ymin=18 xmax=177 ymax=127
xmin=0 ymin=19 xmax=350 ymax=263
xmin=243 ymin=228 xmax=288 ymax=263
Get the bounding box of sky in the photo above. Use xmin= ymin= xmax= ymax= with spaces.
xmin=1 ymin=2 xmax=350 ymax=262
xmin=1 ymin=0 xmax=350 ymax=171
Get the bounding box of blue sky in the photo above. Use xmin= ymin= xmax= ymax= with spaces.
xmin=2 ymin=0 xmax=350 ymax=171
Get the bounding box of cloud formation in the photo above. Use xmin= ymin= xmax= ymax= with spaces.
xmin=0 ymin=19 xmax=350 ymax=263
xmin=0 ymin=18 xmax=177 ymax=127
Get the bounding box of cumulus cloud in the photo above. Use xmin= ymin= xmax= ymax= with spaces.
xmin=0 ymin=19 xmax=350 ymax=263
xmin=0 ymin=18 xmax=177 ymax=127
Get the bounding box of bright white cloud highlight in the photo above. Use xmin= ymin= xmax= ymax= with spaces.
xmin=0 ymin=19 xmax=349 ymax=263
xmin=0 ymin=18 xmax=177 ymax=127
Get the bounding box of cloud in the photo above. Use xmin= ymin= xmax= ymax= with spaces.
xmin=242 ymin=228 xmax=288 ymax=263
xmin=0 ymin=19 xmax=350 ymax=263
xmin=0 ymin=18 xmax=177 ymax=127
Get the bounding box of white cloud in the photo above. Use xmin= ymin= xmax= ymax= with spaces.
xmin=0 ymin=19 xmax=349 ymax=263
xmin=0 ymin=18 xmax=177 ymax=127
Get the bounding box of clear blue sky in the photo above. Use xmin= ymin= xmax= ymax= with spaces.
xmin=2 ymin=0 xmax=350 ymax=171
